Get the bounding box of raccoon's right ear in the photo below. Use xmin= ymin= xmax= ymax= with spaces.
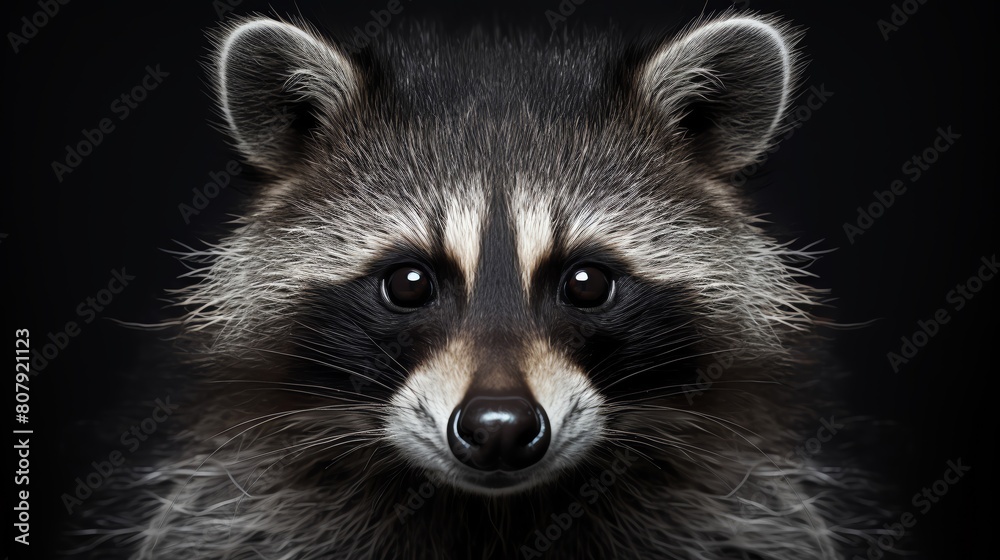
xmin=638 ymin=14 xmax=801 ymax=177
xmin=212 ymin=18 xmax=359 ymax=173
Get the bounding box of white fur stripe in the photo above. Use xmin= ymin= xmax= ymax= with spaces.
xmin=511 ymin=183 xmax=554 ymax=294
xmin=442 ymin=192 xmax=486 ymax=296
xmin=522 ymin=339 xmax=605 ymax=473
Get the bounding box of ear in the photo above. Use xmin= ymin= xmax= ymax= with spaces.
xmin=213 ymin=18 xmax=359 ymax=173
xmin=638 ymin=14 xmax=800 ymax=176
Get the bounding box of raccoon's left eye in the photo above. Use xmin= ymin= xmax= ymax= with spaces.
xmin=562 ymin=265 xmax=613 ymax=308
xmin=382 ymin=265 xmax=434 ymax=310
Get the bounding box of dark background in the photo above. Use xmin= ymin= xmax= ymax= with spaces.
xmin=4 ymin=1 xmax=996 ymax=558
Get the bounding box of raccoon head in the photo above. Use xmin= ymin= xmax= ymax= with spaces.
xmin=188 ymin=14 xmax=809 ymax=497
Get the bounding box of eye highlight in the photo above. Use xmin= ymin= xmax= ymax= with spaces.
xmin=382 ymin=265 xmax=434 ymax=310
xmin=562 ymin=265 xmax=613 ymax=308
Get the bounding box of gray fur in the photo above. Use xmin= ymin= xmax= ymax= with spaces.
xmin=73 ymin=12 xmax=884 ymax=560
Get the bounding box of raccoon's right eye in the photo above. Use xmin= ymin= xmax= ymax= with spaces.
xmin=562 ymin=265 xmax=614 ymax=309
xmin=382 ymin=265 xmax=435 ymax=310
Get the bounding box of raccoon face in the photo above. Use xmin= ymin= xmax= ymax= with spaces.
xmin=195 ymin=15 xmax=807 ymax=496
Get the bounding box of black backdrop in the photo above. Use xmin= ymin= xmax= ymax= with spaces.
xmin=4 ymin=1 xmax=996 ymax=558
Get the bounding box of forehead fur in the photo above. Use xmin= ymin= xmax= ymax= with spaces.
xmin=177 ymin=19 xmax=816 ymax=360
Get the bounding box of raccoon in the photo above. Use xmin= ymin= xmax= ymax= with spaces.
xmin=77 ymin=11 xmax=882 ymax=560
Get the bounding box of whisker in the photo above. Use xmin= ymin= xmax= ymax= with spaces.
xmin=289 ymin=323 xmax=410 ymax=381
xmin=627 ymin=405 xmax=829 ymax=549
xmin=232 ymin=431 xmax=384 ymax=465
xmin=342 ymin=317 xmax=414 ymax=378
xmin=207 ymin=379 xmax=385 ymax=404
xmin=243 ymin=345 xmax=398 ymax=393
xmin=606 ymin=379 xmax=782 ymax=404
xmin=601 ymin=346 xmax=735 ymax=392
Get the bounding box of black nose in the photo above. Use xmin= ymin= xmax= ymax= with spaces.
xmin=448 ymin=394 xmax=550 ymax=471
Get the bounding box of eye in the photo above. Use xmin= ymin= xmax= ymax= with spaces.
xmin=382 ymin=265 xmax=434 ymax=310
xmin=562 ymin=265 xmax=613 ymax=308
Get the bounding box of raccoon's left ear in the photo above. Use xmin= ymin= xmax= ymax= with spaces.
xmin=213 ymin=18 xmax=360 ymax=174
xmin=638 ymin=14 xmax=801 ymax=176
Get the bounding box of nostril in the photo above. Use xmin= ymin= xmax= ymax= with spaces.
xmin=448 ymin=395 xmax=551 ymax=472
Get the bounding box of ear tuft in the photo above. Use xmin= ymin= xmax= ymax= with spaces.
xmin=639 ymin=13 xmax=802 ymax=175
xmin=213 ymin=18 xmax=359 ymax=172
